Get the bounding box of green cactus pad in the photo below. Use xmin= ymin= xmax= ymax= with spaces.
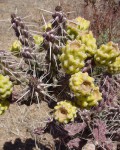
xmin=0 ymin=100 xmax=10 ymax=115
xmin=94 ymin=42 xmax=120 ymax=66
xmin=54 ymin=100 xmax=77 ymax=123
xmin=69 ymin=72 xmax=95 ymax=97
xmin=107 ymin=56 xmax=120 ymax=74
xmin=0 ymin=74 xmax=13 ymax=100
xmin=59 ymin=40 xmax=87 ymax=74
xmin=78 ymin=31 xmax=97 ymax=57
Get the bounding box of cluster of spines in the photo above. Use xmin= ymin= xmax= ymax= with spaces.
xmin=11 ymin=13 xmax=35 ymax=48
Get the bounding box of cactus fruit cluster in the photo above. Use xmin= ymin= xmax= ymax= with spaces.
xmin=0 ymin=5 xmax=120 ymax=150
xmin=54 ymin=100 xmax=77 ymax=123
xmin=0 ymin=74 xmax=12 ymax=114
xmin=69 ymin=72 xmax=102 ymax=108
xmin=0 ymin=100 xmax=10 ymax=115
xmin=0 ymin=74 xmax=13 ymax=100
xmin=10 ymin=40 xmax=22 ymax=55
xmin=59 ymin=40 xmax=87 ymax=74
xmin=67 ymin=16 xmax=90 ymax=40
xmin=0 ymin=6 xmax=119 ymax=128
xmin=94 ymin=42 xmax=120 ymax=66
xmin=33 ymin=35 xmax=43 ymax=46
xmin=78 ymin=31 xmax=97 ymax=57
xmin=107 ymin=56 xmax=120 ymax=74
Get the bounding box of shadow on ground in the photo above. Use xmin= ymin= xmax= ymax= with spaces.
xmin=3 ymin=138 xmax=36 ymax=150
xmin=3 ymin=138 xmax=52 ymax=150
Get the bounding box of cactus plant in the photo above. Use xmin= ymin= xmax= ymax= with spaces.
xmin=107 ymin=56 xmax=120 ymax=74
xmin=94 ymin=41 xmax=120 ymax=66
xmin=75 ymin=16 xmax=90 ymax=31
xmin=10 ymin=40 xmax=22 ymax=55
xmin=69 ymin=72 xmax=102 ymax=108
xmin=0 ymin=100 xmax=10 ymax=115
xmin=33 ymin=35 xmax=43 ymax=46
xmin=69 ymin=72 xmax=95 ymax=96
xmin=42 ymin=23 xmax=52 ymax=31
xmin=78 ymin=31 xmax=97 ymax=57
xmin=54 ymin=100 xmax=77 ymax=123
xmin=76 ymin=86 xmax=102 ymax=108
xmin=67 ymin=16 xmax=90 ymax=40
xmin=59 ymin=40 xmax=87 ymax=74
xmin=0 ymin=74 xmax=13 ymax=100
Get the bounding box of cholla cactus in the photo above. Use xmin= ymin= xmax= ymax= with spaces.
xmin=69 ymin=72 xmax=95 ymax=96
xmin=75 ymin=17 xmax=90 ymax=31
xmin=0 ymin=74 xmax=13 ymax=100
xmin=54 ymin=100 xmax=77 ymax=123
xmin=67 ymin=16 xmax=90 ymax=40
xmin=11 ymin=13 xmax=35 ymax=48
xmin=59 ymin=40 xmax=87 ymax=74
xmin=107 ymin=56 xmax=120 ymax=74
xmin=69 ymin=72 xmax=102 ymax=108
xmin=76 ymin=87 xmax=102 ymax=108
xmin=94 ymin=41 xmax=120 ymax=66
xmin=10 ymin=40 xmax=22 ymax=55
xmin=78 ymin=31 xmax=97 ymax=57
xmin=0 ymin=100 xmax=10 ymax=115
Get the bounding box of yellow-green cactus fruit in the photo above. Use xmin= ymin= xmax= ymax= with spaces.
xmin=69 ymin=72 xmax=95 ymax=97
xmin=75 ymin=16 xmax=90 ymax=31
xmin=54 ymin=100 xmax=77 ymax=123
xmin=0 ymin=100 xmax=10 ymax=115
xmin=0 ymin=74 xmax=13 ymax=100
xmin=67 ymin=21 xmax=79 ymax=40
xmin=59 ymin=40 xmax=87 ymax=74
xmin=76 ymin=87 xmax=102 ymax=108
xmin=42 ymin=23 xmax=52 ymax=31
xmin=33 ymin=35 xmax=43 ymax=46
xmin=107 ymin=56 xmax=120 ymax=74
xmin=10 ymin=40 xmax=22 ymax=55
xmin=78 ymin=31 xmax=97 ymax=57
xmin=67 ymin=16 xmax=90 ymax=40
xmin=94 ymin=42 xmax=120 ymax=66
